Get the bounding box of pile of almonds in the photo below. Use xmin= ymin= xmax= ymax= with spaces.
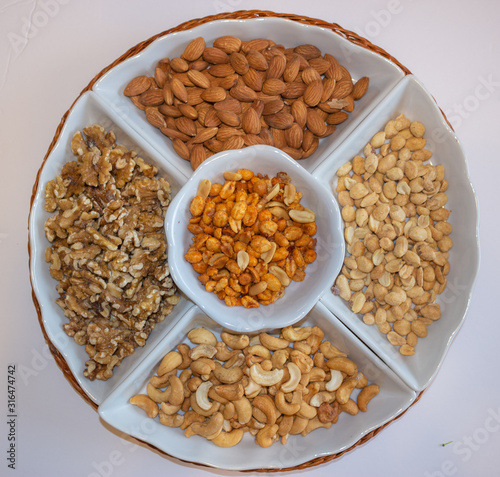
xmin=123 ymin=36 xmax=369 ymax=170
xmin=334 ymin=114 xmax=452 ymax=356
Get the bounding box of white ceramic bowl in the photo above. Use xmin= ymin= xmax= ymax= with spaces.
xmin=28 ymin=91 xmax=194 ymax=404
xmin=93 ymin=17 xmax=404 ymax=177
xmin=98 ymin=303 xmax=417 ymax=471
xmin=314 ymin=75 xmax=480 ymax=391
xmin=165 ymin=145 xmax=345 ymax=333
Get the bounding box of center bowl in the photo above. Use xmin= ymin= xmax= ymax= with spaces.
xmin=165 ymin=145 xmax=345 ymax=333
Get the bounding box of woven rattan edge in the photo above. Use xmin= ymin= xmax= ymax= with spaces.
xmin=28 ymin=9 xmax=440 ymax=472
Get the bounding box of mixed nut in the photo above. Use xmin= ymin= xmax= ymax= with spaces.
xmin=44 ymin=125 xmax=180 ymax=380
xmin=184 ymin=169 xmax=317 ymax=307
xmin=123 ymin=35 xmax=369 ymax=169
xmin=130 ymin=325 xmax=379 ymax=447
xmin=334 ymin=114 xmax=452 ymax=355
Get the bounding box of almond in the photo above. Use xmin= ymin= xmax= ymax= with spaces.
xmin=203 ymin=47 xmax=229 ymax=64
xmin=243 ymin=134 xmax=266 ymax=146
xmin=270 ymin=128 xmax=286 ymax=148
xmin=327 ymin=111 xmax=349 ymax=125
xmin=203 ymin=108 xmax=222 ymax=127
xmin=213 ymin=35 xmax=242 ymax=54
xmin=352 ymin=76 xmax=370 ymax=100
xmin=283 ymin=56 xmax=300 ymax=82
xmin=262 ymin=99 xmax=284 ymax=116
xmin=282 ymin=146 xmax=303 ymax=160
xmin=230 ymin=84 xmax=258 ymax=102
xmin=163 ymin=83 xmax=174 ymax=105
xmin=200 ymin=86 xmax=227 ymax=103
xmin=259 ymin=128 xmax=275 ymax=146
xmin=321 ymin=78 xmax=337 ymax=102
xmin=145 ymin=107 xmax=166 ymax=129
xmin=222 ymin=136 xmax=245 ymax=151
xmin=260 ymin=78 xmax=285 ymax=96
xmin=309 ymin=57 xmax=331 ymax=75
xmin=187 ymin=70 xmax=211 ymax=89
xmin=214 ymin=98 xmax=242 ymax=113
xmin=130 ymin=96 xmax=146 ymax=111
xmin=192 ymin=127 xmax=219 ymax=144
xmin=291 ymin=100 xmax=308 ymax=129
xmin=324 ymin=54 xmax=343 ymax=81
xmin=245 ymin=49 xmax=268 ymax=71
xmin=178 ymin=103 xmax=198 ymax=120
xmin=175 ymin=116 xmax=197 ymax=137
xmin=331 ymin=80 xmax=353 ymax=99
xmin=216 ymin=110 xmax=241 ymax=127
xmin=282 ymin=82 xmax=307 ymax=99
xmin=285 ymin=123 xmax=304 ymax=149
xmin=294 ymin=44 xmax=321 ymax=60
xmin=182 ymin=37 xmax=205 ymax=62
xmin=154 ymin=66 xmax=168 ymax=89
xmin=266 ymin=55 xmax=286 ymax=79
xmin=159 ymin=104 xmax=182 ymax=118
xmin=217 ymin=126 xmax=245 ymax=142
xmin=172 ymin=138 xmax=190 ymax=160
xmin=186 ymin=87 xmax=204 ymax=106
xmin=208 ymin=64 xmax=235 ymax=78
xmin=302 ymin=136 xmax=319 ymax=158
xmin=170 ymin=57 xmax=189 ymax=73
xmin=124 ymin=75 xmax=152 ymax=96
xmin=204 ymin=138 xmax=224 ymax=153
xmin=304 ymin=80 xmax=323 ymax=107
xmin=190 ymin=144 xmax=207 ymax=170
xmin=242 ymin=38 xmax=270 ymax=53
xmin=189 ymin=59 xmax=209 ymax=71
xmin=242 ymin=68 xmax=263 ymax=92
xmin=302 ymin=129 xmax=315 ymax=151
xmin=306 ymin=109 xmax=327 ymax=136
xmin=170 ymin=78 xmax=188 ymax=103
xmin=229 ymin=52 xmax=249 ymax=75
xmin=242 ymin=107 xmax=261 ymax=135
xmin=301 ymin=67 xmax=321 ymax=85
xmin=265 ymin=112 xmax=294 ymax=130
xmin=138 ymin=88 xmax=164 ymax=106
xmin=160 ymin=127 xmax=191 ymax=142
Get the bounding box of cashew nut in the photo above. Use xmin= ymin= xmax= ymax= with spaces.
xmin=289 ymin=416 xmax=309 ymax=435
xmin=310 ymin=391 xmax=335 ymax=407
xmin=176 ymin=343 xmax=192 ymax=370
xmin=326 ymin=356 xmax=358 ymax=376
xmin=271 ymin=348 xmax=289 ymax=369
xmin=336 ymin=377 xmax=358 ymax=405
xmin=306 ymin=326 xmax=325 ymax=354
xmin=187 ymin=327 xmax=217 ymax=346
xmin=325 ymin=369 xmax=343 ymax=392
xmin=167 ymin=375 xmax=185 ymax=406
xmin=252 ymin=394 xmax=277 ymax=425
xmin=211 ymin=428 xmax=245 ymax=447
xmin=320 ymin=341 xmax=347 ymax=359
xmin=282 ymin=325 xmax=312 ymax=342
xmin=215 ymin=341 xmax=238 ymax=361
xmin=190 ymin=357 xmax=216 ymax=378
xmin=280 ymin=362 xmax=301 ymax=393
xmin=189 ymin=343 xmax=217 ymax=360
xmin=221 ymin=332 xmax=249 ymax=350
xmin=157 ymin=350 xmax=183 ymax=376
xmin=290 ymin=349 xmax=313 ymax=374
xmin=275 ymin=390 xmax=300 ymax=416
xmin=180 ymin=410 xmax=205 ymax=430
xmin=340 ymin=398 xmax=359 ymax=415
xmin=244 ymin=378 xmax=262 ymax=399
xmin=190 ymin=392 xmax=220 ymax=417
xmin=309 ymin=367 xmax=327 ymax=382
xmin=250 ymin=363 xmax=284 ymax=387
xmin=129 ymin=394 xmax=158 ymax=418
xmin=357 ymin=384 xmax=380 ymax=412
xmin=222 ymin=402 xmax=236 ymax=420
xmin=259 ymin=332 xmax=290 ymax=351
xmin=190 ymin=412 xmax=224 ymax=440
xmin=213 ymin=362 xmax=244 ymax=384
xmin=214 ymin=383 xmax=244 ymax=401
xmin=247 ymin=345 xmax=272 ymax=360
xmin=160 ymin=401 xmax=182 ymax=415
xmin=233 ymin=397 xmax=252 ymax=424
xmin=196 ymin=381 xmax=213 ymax=411
xmin=224 ymin=351 xmax=245 ymax=369
xmin=297 ymin=400 xmax=317 ymax=420
xmin=301 ymin=416 xmax=332 ymax=436
xmin=255 ymin=424 xmax=279 ymax=448
xmin=146 ymin=382 xmax=171 ymax=404
xmin=159 ymin=411 xmax=184 ymax=428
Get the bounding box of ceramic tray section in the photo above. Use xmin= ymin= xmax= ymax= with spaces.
xmin=93 ymin=17 xmax=405 ymax=177
xmin=98 ymin=302 xmax=416 ymax=471
xmin=314 ymin=75 xmax=480 ymax=392
xmin=29 ymin=91 xmax=194 ymax=404
xmin=165 ymin=144 xmax=345 ymax=333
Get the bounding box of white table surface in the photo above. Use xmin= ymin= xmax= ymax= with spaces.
xmin=1 ymin=0 xmax=499 ymax=475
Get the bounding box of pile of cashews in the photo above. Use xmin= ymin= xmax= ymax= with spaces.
xmin=130 ymin=325 xmax=379 ymax=448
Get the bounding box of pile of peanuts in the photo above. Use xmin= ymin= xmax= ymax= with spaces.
xmin=130 ymin=325 xmax=379 ymax=448
xmin=123 ymin=35 xmax=369 ymax=169
xmin=334 ymin=114 xmax=452 ymax=355
xmin=184 ymin=169 xmax=317 ymax=307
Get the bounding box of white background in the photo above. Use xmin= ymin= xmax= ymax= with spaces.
xmin=1 ymin=0 xmax=499 ymax=476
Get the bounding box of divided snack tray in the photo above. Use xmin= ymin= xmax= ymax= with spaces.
xmin=28 ymin=13 xmax=479 ymax=471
